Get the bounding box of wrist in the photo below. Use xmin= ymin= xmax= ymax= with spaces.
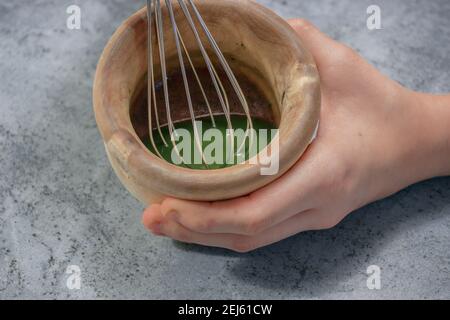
xmin=355 ymin=87 xmax=446 ymax=206
xmin=405 ymin=91 xmax=450 ymax=179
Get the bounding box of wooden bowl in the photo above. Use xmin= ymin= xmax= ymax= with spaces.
xmin=93 ymin=0 xmax=320 ymax=204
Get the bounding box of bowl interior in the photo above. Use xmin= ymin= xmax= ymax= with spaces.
xmin=106 ymin=0 xmax=316 ymax=150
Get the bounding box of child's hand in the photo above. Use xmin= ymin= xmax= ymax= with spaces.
xmin=142 ymin=19 xmax=450 ymax=252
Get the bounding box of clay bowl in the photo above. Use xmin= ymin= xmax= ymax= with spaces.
xmin=93 ymin=0 xmax=320 ymax=204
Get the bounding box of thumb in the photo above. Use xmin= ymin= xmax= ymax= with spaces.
xmin=287 ymin=19 xmax=347 ymax=70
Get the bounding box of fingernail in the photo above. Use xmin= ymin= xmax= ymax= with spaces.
xmin=151 ymin=222 xmax=164 ymax=236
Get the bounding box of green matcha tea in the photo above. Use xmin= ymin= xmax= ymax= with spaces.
xmin=144 ymin=115 xmax=276 ymax=170
xmin=130 ymin=66 xmax=277 ymax=170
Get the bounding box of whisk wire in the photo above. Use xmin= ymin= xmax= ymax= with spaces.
xmin=166 ymin=0 xmax=209 ymax=167
xmin=154 ymin=0 xmax=174 ymax=137
xmin=177 ymin=31 xmax=216 ymax=128
xmin=147 ymin=0 xmax=166 ymax=159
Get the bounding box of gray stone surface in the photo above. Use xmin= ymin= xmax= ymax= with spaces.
xmin=0 ymin=0 xmax=449 ymax=299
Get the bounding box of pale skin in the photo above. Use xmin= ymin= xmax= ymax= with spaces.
xmin=142 ymin=19 xmax=450 ymax=252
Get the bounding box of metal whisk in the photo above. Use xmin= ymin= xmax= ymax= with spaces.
xmin=146 ymin=0 xmax=254 ymax=167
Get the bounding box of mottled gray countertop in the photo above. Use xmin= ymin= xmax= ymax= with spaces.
xmin=0 ymin=0 xmax=449 ymax=299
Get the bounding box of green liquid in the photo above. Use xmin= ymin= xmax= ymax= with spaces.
xmin=145 ymin=115 xmax=276 ymax=170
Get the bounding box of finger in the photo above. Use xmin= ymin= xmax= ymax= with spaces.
xmin=159 ymin=163 xmax=319 ymax=236
xmin=142 ymin=204 xmax=165 ymax=236
xmin=287 ymin=19 xmax=348 ymax=71
xmin=146 ymin=208 xmax=324 ymax=252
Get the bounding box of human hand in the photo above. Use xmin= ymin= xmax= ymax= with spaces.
xmin=142 ymin=19 xmax=450 ymax=252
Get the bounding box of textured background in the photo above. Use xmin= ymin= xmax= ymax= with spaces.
xmin=0 ymin=0 xmax=449 ymax=299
